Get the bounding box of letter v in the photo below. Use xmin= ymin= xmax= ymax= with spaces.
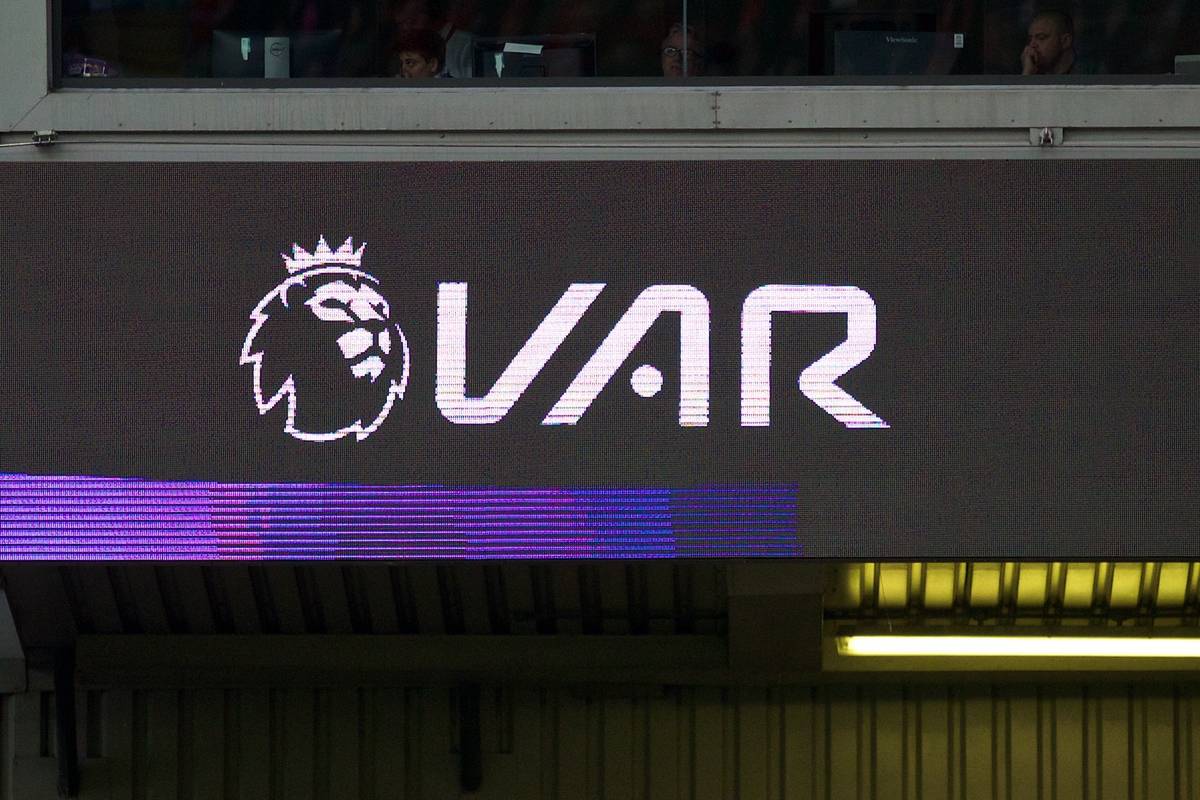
xmin=436 ymin=282 xmax=605 ymax=424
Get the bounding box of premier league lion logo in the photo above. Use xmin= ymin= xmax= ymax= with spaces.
xmin=240 ymin=236 xmax=410 ymax=441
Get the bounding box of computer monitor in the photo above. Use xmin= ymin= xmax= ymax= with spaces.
xmin=834 ymin=31 xmax=964 ymax=76
xmin=212 ymin=30 xmax=341 ymax=78
xmin=810 ymin=11 xmax=937 ymax=76
xmin=1176 ymin=54 xmax=1200 ymax=75
xmin=472 ymin=34 xmax=596 ymax=78
xmin=291 ymin=30 xmax=342 ymax=78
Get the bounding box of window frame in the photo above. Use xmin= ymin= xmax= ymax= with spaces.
xmin=6 ymin=0 xmax=1200 ymax=136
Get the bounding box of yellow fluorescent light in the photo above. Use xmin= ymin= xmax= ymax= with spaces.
xmin=837 ymin=635 xmax=1200 ymax=658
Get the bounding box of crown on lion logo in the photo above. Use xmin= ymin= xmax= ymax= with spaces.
xmin=282 ymin=235 xmax=365 ymax=274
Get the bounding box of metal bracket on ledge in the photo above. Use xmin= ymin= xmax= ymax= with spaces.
xmin=1031 ymin=126 xmax=1063 ymax=146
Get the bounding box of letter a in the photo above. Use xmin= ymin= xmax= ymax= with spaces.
xmin=543 ymin=285 xmax=709 ymax=426
xmin=741 ymin=285 xmax=888 ymax=428
xmin=436 ymin=282 xmax=605 ymax=424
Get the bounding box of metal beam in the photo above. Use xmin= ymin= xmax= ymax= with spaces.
xmin=727 ymin=563 xmax=824 ymax=675
xmin=458 ymin=684 xmax=483 ymax=792
xmin=76 ymin=634 xmax=732 ymax=687
xmin=0 ymin=588 xmax=27 ymax=692
xmin=53 ymin=649 xmax=79 ymax=798
xmin=6 ymin=130 xmax=1200 ymax=165
xmin=69 ymin=630 xmax=1200 ymax=686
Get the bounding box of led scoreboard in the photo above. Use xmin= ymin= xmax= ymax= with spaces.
xmin=1 ymin=161 xmax=1197 ymax=559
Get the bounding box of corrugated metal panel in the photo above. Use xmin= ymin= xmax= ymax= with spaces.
xmin=828 ymin=563 xmax=1200 ymax=621
xmin=0 ymin=563 xmax=729 ymax=645
xmin=4 ymin=682 xmax=1200 ymax=799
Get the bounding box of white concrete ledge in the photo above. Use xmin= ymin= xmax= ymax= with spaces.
xmin=10 ymin=84 xmax=1200 ymax=134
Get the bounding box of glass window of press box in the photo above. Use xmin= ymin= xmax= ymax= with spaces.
xmin=58 ymin=0 xmax=1200 ymax=83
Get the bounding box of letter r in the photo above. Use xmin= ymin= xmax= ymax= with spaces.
xmin=741 ymin=285 xmax=889 ymax=428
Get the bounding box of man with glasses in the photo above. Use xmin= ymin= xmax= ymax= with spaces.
xmin=661 ymin=23 xmax=705 ymax=78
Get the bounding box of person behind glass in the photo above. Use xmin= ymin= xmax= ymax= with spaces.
xmin=395 ymin=27 xmax=446 ymax=77
xmin=388 ymin=0 xmax=473 ymax=77
xmin=661 ymin=23 xmax=705 ymax=77
xmin=1021 ymin=10 xmax=1083 ymax=75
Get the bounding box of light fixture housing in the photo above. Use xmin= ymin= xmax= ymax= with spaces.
xmin=837 ymin=633 xmax=1200 ymax=659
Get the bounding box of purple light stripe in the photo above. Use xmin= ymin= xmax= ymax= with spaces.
xmin=203 ymin=520 xmax=797 ymax=529
xmin=0 ymin=480 xmax=647 ymax=491
xmin=0 ymin=547 xmax=801 ymax=560
xmin=1 ymin=474 xmax=799 ymax=560
xmin=11 ymin=517 xmax=740 ymax=525
xmin=5 ymin=508 xmax=793 ymax=518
